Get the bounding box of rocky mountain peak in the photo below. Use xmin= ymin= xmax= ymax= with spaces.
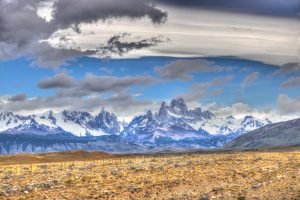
xmin=62 ymin=110 xmax=93 ymax=125
xmin=170 ymin=98 xmax=188 ymax=115
xmin=242 ymin=115 xmax=255 ymax=123
xmin=157 ymin=101 xmax=169 ymax=121
xmin=100 ymin=107 xmax=106 ymax=114
xmin=227 ymin=115 xmax=235 ymax=119
xmin=0 ymin=112 xmax=14 ymax=120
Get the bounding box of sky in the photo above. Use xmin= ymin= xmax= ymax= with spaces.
xmin=0 ymin=0 xmax=299 ymax=121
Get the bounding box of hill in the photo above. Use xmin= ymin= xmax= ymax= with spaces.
xmin=225 ymin=118 xmax=300 ymax=149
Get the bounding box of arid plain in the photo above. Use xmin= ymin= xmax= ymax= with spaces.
xmin=0 ymin=150 xmax=299 ymax=200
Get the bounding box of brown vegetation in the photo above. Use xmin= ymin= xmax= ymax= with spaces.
xmin=0 ymin=150 xmax=115 ymax=165
xmin=0 ymin=151 xmax=299 ymax=199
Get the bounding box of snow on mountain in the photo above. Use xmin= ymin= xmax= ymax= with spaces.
xmin=120 ymin=98 xmax=271 ymax=146
xmin=0 ymin=112 xmax=68 ymax=136
xmin=0 ymin=112 xmax=30 ymax=132
xmin=199 ymin=115 xmax=271 ymax=136
xmin=0 ymin=108 xmax=121 ymax=137
xmin=0 ymin=98 xmax=272 ymax=150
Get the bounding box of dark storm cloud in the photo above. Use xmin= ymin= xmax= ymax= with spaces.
xmin=38 ymin=73 xmax=156 ymax=97
xmin=155 ymin=59 xmax=223 ymax=81
xmin=155 ymin=0 xmax=300 ymax=18
xmin=52 ymin=0 xmax=167 ymax=32
xmin=8 ymin=93 xmax=27 ymax=102
xmin=0 ymin=0 xmax=167 ymax=68
xmin=0 ymin=0 xmax=55 ymax=57
xmin=97 ymin=33 xmax=169 ymax=57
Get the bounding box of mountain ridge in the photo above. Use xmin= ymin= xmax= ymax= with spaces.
xmin=0 ymin=98 xmax=276 ymax=153
xmin=225 ymin=118 xmax=300 ymax=149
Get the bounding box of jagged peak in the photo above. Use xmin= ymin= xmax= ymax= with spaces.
xmin=97 ymin=108 xmax=118 ymax=121
xmin=161 ymin=101 xmax=167 ymax=107
xmin=170 ymin=98 xmax=186 ymax=108
xmin=62 ymin=110 xmax=91 ymax=116
xmin=100 ymin=107 xmax=106 ymax=114
xmin=146 ymin=110 xmax=153 ymax=117
xmin=192 ymin=107 xmax=202 ymax=112
xmin=242 ymin=115 xmax=255 ymax=123
xmin=158 ymin=101 xmax=168 ymax=113
xmin=264 ymin=118 xmax=272 ymax=124
xmin=40 ymin=110 xmax=54 ymax=117
xmin=244 ymin=115 xmax=254 ymax=119
xmin=170 ymin=98 xmax=188 ymax=115
xmin=0 ymin=111 xmax=14 ymax=117
xmin=226 ymin=115 xmax=235 ymax=120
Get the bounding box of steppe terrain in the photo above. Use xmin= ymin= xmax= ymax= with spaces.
xmin=0 ymin=150 xmax=299 ymax=200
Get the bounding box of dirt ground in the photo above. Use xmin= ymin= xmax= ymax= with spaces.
xmin=0 ymin=150 xmax=115 ymax=165
xmin=0 ymin=151 xmax=299 ymax=200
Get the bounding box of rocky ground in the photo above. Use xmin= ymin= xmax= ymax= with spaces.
xmin=0 ymin=151 xmax=299 ymax=200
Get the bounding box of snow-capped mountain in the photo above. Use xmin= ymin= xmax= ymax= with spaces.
xmin=0 ymin=98 xmax=273 ymax=153
xmin=120 ymin=98 xmax=271 ymax=147
xmin=0 ymin=108 xmax=121 ymax=137
xmin=0 ymin=112 xmax=30 ymax=132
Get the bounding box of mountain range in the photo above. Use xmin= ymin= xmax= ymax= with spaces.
xmin=0 ymin=98 xmax=280 ymax=154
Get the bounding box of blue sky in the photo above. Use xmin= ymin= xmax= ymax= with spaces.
xmin=0 ymin=0 xmax=299 ymax=120
xmin=0 ymin=56 xmax=299 ymax=119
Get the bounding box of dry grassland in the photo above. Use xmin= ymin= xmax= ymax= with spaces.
xmin=0 ymin=151 xmax=299 ymax=200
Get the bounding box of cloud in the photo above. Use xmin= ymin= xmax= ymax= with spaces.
xmin=52 ymin=0 xmax=167 ymax=31
xmin=96 ymin=33 xmax=169 ymax=58
xmin=0 ymin=0 xmax=168 ymax=68
xmin=0 ymin=93 xmax=158 ymax=120
xmin=155 ymin=59 xmax=223 ymax=81
xmin=8 ymin=93 xmax=27 ymax=102
xmin=38 ymin=73 xmax=156 ymax=97
xmin=202 ymin=101 xmax=285 ymax=122
xmin=212 ymin=89 xmax=223 ymax=96
xmin=207 ymin=102 xmax=252 ymax=117
xmin=0 ymin=1 xmax=56 ymax=61
xmin=240 ymin=72 xmax=260 ymax=89
xmin=178 ymin=83 xmax=210 ymax=102
xmin=155 ymin=0 xmax=300 ymax=18
xmin=38 ymin=72 xmax=76 ymax=89
xmin=0 ymin=0 xmax=297 ymax=68
xmin=177 ymin=76 xmax=234 ymax=102
xmin=29 ymin=34 xmax=169 ymax=68
xmin=1 ymin=92 xmax=299 ymax=122
xmin=281 ymin=76 xmax=300 ymax=88
xmin=210 ymin=76 xmax=234 ymax=86
xmin=277 ymin=94 xmax=300 ymax=115
xmin=275 ymin=62 xmax=300 ymax=75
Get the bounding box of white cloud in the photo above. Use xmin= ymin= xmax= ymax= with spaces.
xmin=155 ymin=59 xmax=223 ymax=80
xmin=277 ymin=94 xmax=300 ymax=115
xmin=194 ymin=101 xmax=298 ymax=122
xmin=65 ymin=5 xmax=299 ymax=66
xmin=240 ymin=72 xmax=260 ymax=90
xmin=281 ymin=76 xmax=300 ymax=88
